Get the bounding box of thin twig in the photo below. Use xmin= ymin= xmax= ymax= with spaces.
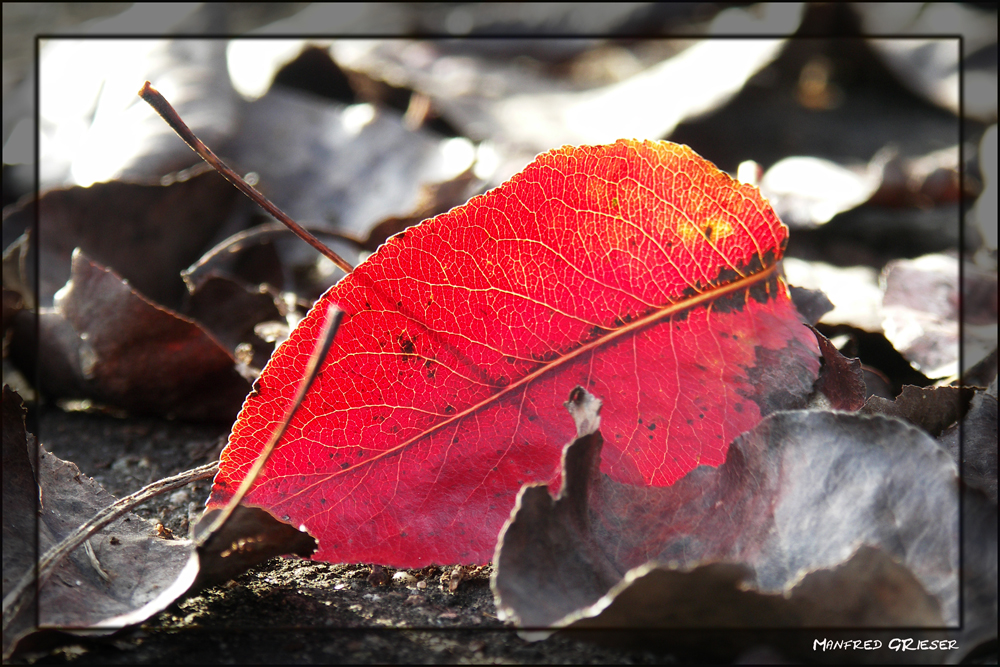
xmin=197 ymin=305 xmax=344 ymax=543
xmin=2 ymin=461 xmax=218 ymax=630
xmin=138 ymin=81 xmax=355 ymax=275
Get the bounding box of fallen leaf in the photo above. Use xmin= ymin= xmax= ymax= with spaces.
xmin=938 ymin=379 xmax=998 ymax=504
xmin=861 ymin=384 xmax=976 ymax=438
xmin=1 ymin=384 xmax=317 ymax=660
xmin=183 ymin=274 xmax=283 ymax=370
xmin=1 ymin=167 xmax=240 ymax=310
xmin=493 ymin=388 xmax=994 ymax=661
xmin=209 ymin=139 xmax=820 ymax=567
xmin=881 ymin=253 xmax=997 ymax=378
xmin=962 ymin=347 xmax=998 ymax=388
xmin=758 ymin=154 xmax=884 ymax=228
xmin=782 ymin=258 xmax=884 ymax=332
xmin=228 ymin=86 xmax=476 ymax=239
xmin=39 ymin=39 xmax=238 ymax=188
xmin=29 ymin=250 xmax=250 ymax=421
xmin=2 ymin=386 xmax=192 ymax=660
xmin=786 ymin=285 xmax=833 ymax=326
xmin=332 ymin=5 xmax=804 ymax=182
xmin=810 ymin=326 xmax=866 ymax=411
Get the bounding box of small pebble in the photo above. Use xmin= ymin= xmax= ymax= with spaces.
xmin=392 ymin=571 xmax=417 ymax=585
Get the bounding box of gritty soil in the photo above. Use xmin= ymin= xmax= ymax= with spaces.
xmin=12 ymin=405 xmax=693 ymax=665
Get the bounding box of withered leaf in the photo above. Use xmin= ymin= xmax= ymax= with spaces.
xmin=861 ymin=384 xmax=976 ymax=438
xmin=30 ymin=251 xmax=249 ymax=421
xmin=881 ymin=254 xmax=997 ymax=378
xmin=787 ymin=285 xmax=834 ymax=326
xmin=2 ymin=167 xmax=240 ymax=311
xmin=938 ymin=380 xmax=998 ymax=504
xmin=810 ymin=326 xmax=866 ymax=411
xmin=2 ymin=386 xmax=193 ymax=660
xmin=493 ymin=389 xmax=980 ymax=653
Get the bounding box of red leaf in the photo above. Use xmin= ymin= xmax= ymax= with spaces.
xmin=207 ymin=140 xmax=819 ymax=566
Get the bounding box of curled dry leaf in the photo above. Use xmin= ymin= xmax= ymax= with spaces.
xmin=861 ymin=384 xmax=976 ymax=438
xmin=30 ymin=251 xmax=250 ymax=421
xmin=492 ymin=388 xmax=988 ymax=656
xmin=2 ymin=386 xmax=192 ymax=660
xmin=184 ymin=274 xmax=283 ymax=370
xmin=1 ymin=385 xmax=318 ymax=661
xmin=809 ymin=325 xmax=866 ymax=411
xmin=208 ymin=139 xmax=820 ymax=567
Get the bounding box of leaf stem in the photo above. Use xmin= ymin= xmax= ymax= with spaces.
xmin=196 ymin=305 xmax=344 ymax=543
xmin=138 ymin=81 xmax=354 ymax=275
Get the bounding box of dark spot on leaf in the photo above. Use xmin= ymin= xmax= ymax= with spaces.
xmin=340 ymin=463 xmax=350 ymax=470
xmin=444 ymin=405 xmax=456 ymax=414
xmin=647 ymin=423 xmax=656 ymax=431
xmin=735 ymin=403 xmax=743 ymax=413
xmin=716 ymin=266 xmax=740 ymax=285
xmin=713 ymin=287 xmax=748 ymax=314
xmin=398 ymin=332 xmax=416 ymax=355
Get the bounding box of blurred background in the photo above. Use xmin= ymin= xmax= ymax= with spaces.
xmin=2 ymin=2 xmax=997 ymax=420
